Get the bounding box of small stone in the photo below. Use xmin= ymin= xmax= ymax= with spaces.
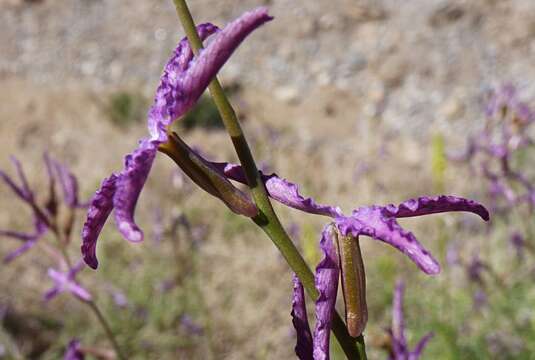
xmin=274 ymin=86 xmax=300 ymax=104
xmin=377 ymin=55 xmax=407 ymax=89
xmin=440 ymin=98 xmax=465 ymax=120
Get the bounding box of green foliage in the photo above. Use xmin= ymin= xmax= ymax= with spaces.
xmin=181 ymin=95 xmax=224 ymax=131
xmin=431 ymin=133 xmax=447 ymax=192
xmin=105 ymin=91 xmax=148 ymax=128
xmin=180 ymin=84 xmax=242 ymax=131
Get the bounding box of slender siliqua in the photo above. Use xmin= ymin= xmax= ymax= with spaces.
xmin=336 ymin=233 xmax=368 ymax=337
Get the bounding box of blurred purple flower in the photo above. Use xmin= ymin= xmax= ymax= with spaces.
xmin=1 ymin=153 xmax=85 ymax=262
xmin=82 ymin=8 xmax=273 ymax=269
xmin=151 ymin=207 xmax=165 ymax=244
xmin=466 ymin=253 xmax=489 ymax=286
xmin=509 ymin=231 xmax=525 ymax=261
xmin=179 ymin=314 xmax=204 ymax=336
xmin=387 ymin=280 xmax=434 ymax=360
xmin=446 ymin=241 xmax=460 ymax=266
xmin=486 ymin=84 xmax=534 ymax=124
xmin=64 ymin=339 xmax=84 ymax=360
xmin=44 ymin=260 xmax=92 ymax=302
xmin=473 ymin=289 xmax=487 ymax=310
xmin=1 ymin=216 xmax=47 ymax=263
xmin=453 ymin=84 xmax=534 ymax=214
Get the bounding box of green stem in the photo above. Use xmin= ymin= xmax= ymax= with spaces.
xmin=86 ymin=300 xmax=127 ymax=360
xmin=52 ymin=233 xmax=125 ymax=360
xmin=171 ymin=1 xmax=366 ymax=358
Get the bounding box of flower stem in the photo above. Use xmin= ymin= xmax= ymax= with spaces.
xmin=172 ymin=1 xmax=367 ymax=358
xmin=52 ymin=234 xmax=125 ymax=360
xmin=86 ymin=300 xmax=127 ymax=360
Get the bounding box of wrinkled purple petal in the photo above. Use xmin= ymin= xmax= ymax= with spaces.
xmin=291 ymin=274 xmax=313 ymax=360
xmin=382 ymin=195 xmax=489 ymax=221
xmin=148 ymin=8 xmax=272 ymax=142
xmin=81 ymin=174 xmax=118 ymax=269
xmin=215 ymin=162 xmax=342 ymax=217
xmin=338 ymin=208 xmax=440 ymax=275
xmin=113 ymin=139 xmax=158 ymax=243
xmin=313 ymin=225 xmax=339 ymax=360
xmin=64 ymin=339 xmax=84 ymax=360
xmin=148 ymin=23 xmax=220 ymax=141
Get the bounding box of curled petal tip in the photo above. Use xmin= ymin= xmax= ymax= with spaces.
xmin=81 ymin=174 xmax=117 ymax=270
xmin=118 ymin=221 xmax=144 ymax=243
xmin=383 ymin=195 xmax=491 ymax=222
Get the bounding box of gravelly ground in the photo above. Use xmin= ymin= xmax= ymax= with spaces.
xmin=1 ymin=0 xmax=534 ymax=137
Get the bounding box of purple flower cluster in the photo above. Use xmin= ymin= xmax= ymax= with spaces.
xmin=0 ymin=153 xmax=92 ymax=302
xmin=63 ymin=339 xmax=85 ymax=360
xmin=451 ymin=85 xmax=535 ymax=214
xmin=0 ymin=153 xmax=86 ymax=263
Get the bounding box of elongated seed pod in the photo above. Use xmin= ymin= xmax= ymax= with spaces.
xmin=159 ymin=132 xmax=258 ymax=217
xmin=336 ymin=232 xmax=368 ymax=337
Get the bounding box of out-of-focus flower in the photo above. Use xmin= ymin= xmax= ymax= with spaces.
xmin=0 ymin=216 xmax=47 ymax=263
xmin=386 ymin=280 xmax=434 ymax=360
xmin=446 ymin=241 xmax=460 ymax=266
xmin=179 ymin=314 xmax=204 ymax=336
xmin=473 ymin=289 xmax=487 ymax=310
xmin=82 ymin=8 xmax=273 ymax=269
xmin=466 ymin=253 xmax=489 ymax=286
xmin=451 ymin=85 xmax=534 ymax=213
xmin=1 ymin=154 xmax=85 ymax=262
xmin=63 ymin=339 xmax=84 ymax=360
xmin=44 ymin=261 xmax=92 ymax=302
xmin=509 ymin=231 xmax=526 ymax=261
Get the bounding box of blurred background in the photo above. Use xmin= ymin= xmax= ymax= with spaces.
xmin=1 ymin=0 xmax=534 ymax=358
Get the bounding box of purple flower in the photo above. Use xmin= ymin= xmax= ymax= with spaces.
xmin=179 ymin=314 xmax=204 ymax=336
xmin=44 ymin=260 xmax=92 ymax=302
xmin=0 ymin=216 xmax=47 ymax=263
xmin=63 ymin=339 xmax=84 ymax=360
xmin=291 ymin=274 xmax=313 ymax=360
xmin=510 ymin=231 xmax=525 ymax=261
xmin=387 ymin=280 xmax=434 ymax=360
xmin=290 ymin=226 xmax=339 ymax=360
xmin=1 ymin=153 xmax=87 ymax=262
xmin=268 ymin=175 xmax=486 ymax=357
xmin=82 ymin=8 xmax=273 ymax=269
xmin=453 ymin=85 xmax=535 ymax=214
xmin=486 ymin=84 xmax=534 ymax=124
xmin=466 ymin=253 xmax=489 ymax=286
xmin=473 ymin=289 xmax=487 ymax=310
